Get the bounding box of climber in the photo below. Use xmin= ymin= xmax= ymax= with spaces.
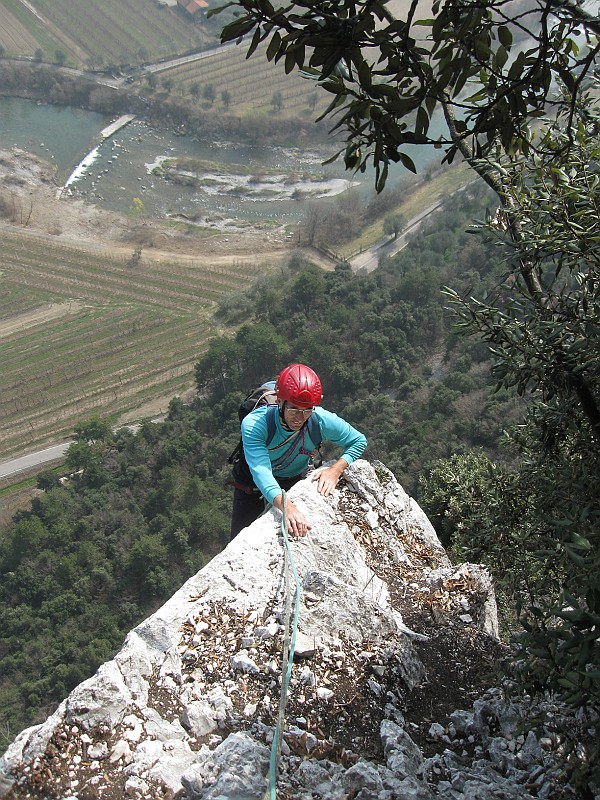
xmin=230 ymin=363 xmax=367 ymax=540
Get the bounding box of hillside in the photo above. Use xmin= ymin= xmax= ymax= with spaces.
xmin=0 ymin=0 xmax=211 ymax=66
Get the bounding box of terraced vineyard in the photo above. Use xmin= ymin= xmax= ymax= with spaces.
xmin=158 ymin=40 xmax=330 ymax=118
xmin=0 ymin=0 xmax=210 ymax=66
xmin=0 ymin=228 xmax=270 ymax=458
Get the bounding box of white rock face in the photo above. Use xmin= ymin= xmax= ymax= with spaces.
xmin=2 ymin=460 xmax=541 ymax=800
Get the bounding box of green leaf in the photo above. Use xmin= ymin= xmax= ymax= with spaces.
xmin=375 ymin=162 xmax=389 ymax=193
xmin=356 ymin=55 xmax=372 ymax=89
xmin=495 ymin=45 xmax=508 ymax=70
xmin=498 ymin=25 xmax=512 ymax=48
xmin=398 ymin=152 xmax=417 ymax=173
xmin=223 ymin=18 xmax=257 ymax=43
xmin=415 ymin=105 xmax=429 ymax=137
xmin=474 ymin=37 xmax=491 ymax=61
xmin=266 ymin=30 xmax=282 ymax=61
xmin=284 ymin=50 xmax=297 ymax=74
xmin=247 ymin=27 xmax=264 ymax=58
xmin=507 ymin=50 xmax=527 ymax=81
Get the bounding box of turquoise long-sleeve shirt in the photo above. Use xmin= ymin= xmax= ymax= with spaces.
xmin=241 ymin=405 xmax=367 ymax=504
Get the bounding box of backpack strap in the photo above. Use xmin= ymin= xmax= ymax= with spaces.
xmin=229 ymin=406 xmax=323 ymax=469
xmin=265 ymin=404 xmax=278 ymax=447
xmin=306 ymin=413 xmax=322 ymax=449
xmin=264 ymin=405 xmax=323 ymax=450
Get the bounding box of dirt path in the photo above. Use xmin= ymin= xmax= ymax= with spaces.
xmin=0 ymin=302 xmax=83 ymax=337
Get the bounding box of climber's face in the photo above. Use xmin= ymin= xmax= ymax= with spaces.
xmin=281 ymin=401 xmax=314 ymax=430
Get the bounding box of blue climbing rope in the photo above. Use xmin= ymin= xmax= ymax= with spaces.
xmin=265 ymin=491 xmax=301 ymax=800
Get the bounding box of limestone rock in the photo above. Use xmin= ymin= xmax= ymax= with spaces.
xmin=0 ymin=460 xmax=585 ymax=800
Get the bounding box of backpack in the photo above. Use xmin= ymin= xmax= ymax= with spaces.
xmin=228 ymin=380 xmax=322 ymax=489
xmin=237 ymin=380 xmax=278 ymax=423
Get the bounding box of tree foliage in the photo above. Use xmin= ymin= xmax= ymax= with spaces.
xmin=441 ymin=100 xmax=600 ymax=730
xmin=218 ymin=0 xmax=600 ymax=188
xmin=449 ymin=98 xmax=600 ymax=440
xmin=195 ymin=180 xmax=522 ymax=488
xmin=0 ymin=402 xmax=230 ymax=735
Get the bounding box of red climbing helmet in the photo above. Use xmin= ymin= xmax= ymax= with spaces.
xmin=276 ymin=363 xmax=323 ymax=408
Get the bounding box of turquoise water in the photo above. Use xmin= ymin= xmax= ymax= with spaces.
xmin=0 ymin=96 xmax=439 ymax=223
xmin=0 ymin=97 xmax=110 ymax=174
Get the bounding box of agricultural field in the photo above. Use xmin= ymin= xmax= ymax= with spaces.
xmin=0 ymin=227 xmax=272 ymax=458
xmin=0 ymin=0 xmax=65 ymax=60
xmin=149 ymin=0 xmax=430 ymax=118
xmin=0 ymin=0 xmax=213 ymax=67
xmin=151 ymin=40 xmax=331 ymax=118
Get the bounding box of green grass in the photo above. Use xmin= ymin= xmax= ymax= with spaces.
xmin=0 ymin=474 xmax=38 ymax=496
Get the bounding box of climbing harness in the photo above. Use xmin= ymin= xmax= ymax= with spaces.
xmin=264 ymin=491 xmax=301 ymax=800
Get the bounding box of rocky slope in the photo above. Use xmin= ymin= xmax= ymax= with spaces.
xmin=0 ymin=461 xmax=583 ymax=799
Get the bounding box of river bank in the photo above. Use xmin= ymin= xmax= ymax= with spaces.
xmin=0 ymin=60 xmax=333 ymax=151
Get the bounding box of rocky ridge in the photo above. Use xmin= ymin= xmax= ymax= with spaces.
xmin=0 ymin=460 xmax=589 ymax=799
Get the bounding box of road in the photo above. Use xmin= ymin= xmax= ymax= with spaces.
xmin=0 ymin=443 xmax=71 ymax=480
xmin=140 ymin=41 xmax=240 ymax=76
xmin=0 ymin=418 xmax=165 ymax=482
xmin=349 ymin=199 xmax=444 ymax=273
xmin=7 ymin=39 xmax=242 ymax=90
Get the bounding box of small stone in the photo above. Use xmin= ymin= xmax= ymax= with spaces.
xmin=299 ymin=666 xmax=315 ymax=686
xmin=366 ymin=510 xmax=379 ymax=529
xmin=316 ymin=687 xmax=334 ymax=701
xmin=88 ymin=742 xmax=108 ymax=761
xmin=254 ymin=626 xmax=271 ymax=639
xmin=294 ymin=632 xmax=317 ymax=658
xmin=125 ymin=776 xmax=150 ymax=796
xmin=428 ymin=723 xmax=446 ymax=740
xmin=109 ymin=740 xmax=132 ymax=765
xmin=231 ymin=651 xmax=259 ymax=674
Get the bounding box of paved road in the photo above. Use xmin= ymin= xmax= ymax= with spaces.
xmin=141 ymin=41 xmax=239 ymax=76
xmin=350 ymin=199 xmax=444 ymax=273
xmin=0 ymin=443 xmax=71 ymax=480
xmin=0 ymin=417 xmax=165 ymax=482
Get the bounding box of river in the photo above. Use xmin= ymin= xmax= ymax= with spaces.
xmin=0 ymin=96 xmax=441 ymax=227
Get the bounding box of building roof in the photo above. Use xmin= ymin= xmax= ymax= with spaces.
xmin=177 ymin=0 xmax=208 ymax=12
